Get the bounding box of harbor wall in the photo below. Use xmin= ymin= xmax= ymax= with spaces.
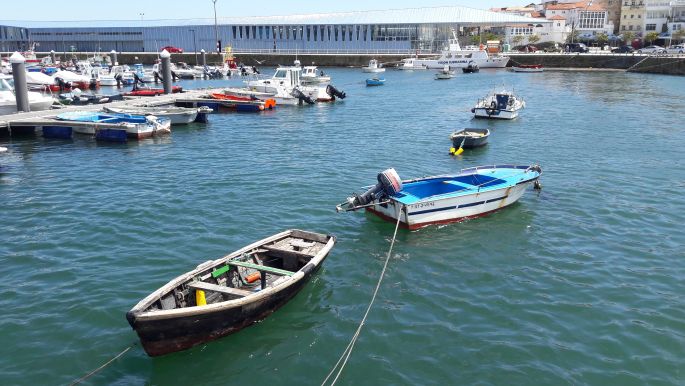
xmin=3 ymin=52 xmax=684 ymax=75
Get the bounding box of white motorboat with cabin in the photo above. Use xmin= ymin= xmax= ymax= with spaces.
xmin=0 ymin=74 xmax=55 ymax=115
xmin=362 ymin=59 xmax=385 ymax=73
xmin=401 ymin=30 xmax=509 ymax=69
xmin=246 ymin=66 xmax=345 ymax=102
xmin=472 ymin=88 xmax=525 ymax=120
xmin=397 ymin=57 xmax=428 ymax=70
xmin=300 ymin=66 xmax=330 ymax=84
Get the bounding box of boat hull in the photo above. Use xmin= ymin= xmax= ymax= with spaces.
xmin=473 ymin=108 xmax=519 ymax=119
xmin=450 ymin=129 xmax=490 ymax=148
xmin=362 ymin=68 xmax=385 ymax=73
xmin=512 ymin=67 xmax=543 ymax=73
xmin=411 ymin=56 xmax=509 ymax=69
xmin=128 ymin=263 xmax=321 ymax=357
xmin=367 ymin=181 xmax=535 ymax=230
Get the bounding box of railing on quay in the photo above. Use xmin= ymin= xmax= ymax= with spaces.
xmin=230 ymin=48 xmax=434 ymax=55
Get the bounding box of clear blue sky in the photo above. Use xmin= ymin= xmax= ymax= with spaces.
xmin=2 ymin=0 xmax=524 ymax=21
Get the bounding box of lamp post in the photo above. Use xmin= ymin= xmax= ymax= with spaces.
xmin=190 ymin=29 xmax=198 ymax=64
xmin=212 ymin=0 xmax=220 ymax=53
xmin=139 ymin=13 xmax=144 ymax=21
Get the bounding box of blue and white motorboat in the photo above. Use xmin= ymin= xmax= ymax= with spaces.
xmin=472 ymin=89 xmax=525 ymax=120
xmin=337 ymin=165 xmax=542 ymax=230
xmin=366 ymin=77 xmax=385 ymax=86
xmin=56 ymin=111 xmax=171 ymax=141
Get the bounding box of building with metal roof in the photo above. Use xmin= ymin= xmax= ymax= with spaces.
xmin=1 ymin=6 xmax=549 ymax=53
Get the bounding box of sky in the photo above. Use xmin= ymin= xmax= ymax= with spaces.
xmin=2 ymin=1 xmax=524 ymax=21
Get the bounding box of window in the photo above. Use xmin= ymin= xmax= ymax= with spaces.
xmin=646 ymin=24 xmax=656 ymax=31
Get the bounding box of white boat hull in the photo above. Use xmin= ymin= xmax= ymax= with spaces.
xmin=362 ymin=67 xmax=385 ymax=73
xmin=415 ymin=56 xmax=509 ymax=69
xmin=368 ymin=182 xmax=533 ymax=229
xmin=512 ymin=67 xmax=543 ymax=73
xmin=473 ymin=108 xmax=520 ymax=120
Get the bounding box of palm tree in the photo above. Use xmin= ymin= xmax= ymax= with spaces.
xmin=528 ymin=34 xmax=541 ymax=45
xmin=511 ymin=35 xmax=524 ymax=47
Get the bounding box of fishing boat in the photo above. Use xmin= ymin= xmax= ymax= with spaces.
xmin=362 ymin=59 xmax=385 ymax=73
xmin=366 ymin=77 xmax=385 ymax=86
xmin=300 ymin=66 xmax=330 ymax=84
xmin=449 ymin=128 xmax=490 ymax=149
xmin=126 ymin=229 xmax=336 ymax=357
xmin=104 ymin=105 xmax=212 ymax=125
xmin=435 ymin=65 xmax=455 ymax=80
xmin=246 ymin=66 xmax=345 ymax=102
xmin=512 ymin=64 xmax=544 ymax=73
xmin=462 ymin=61 xmax=480 ymax=73
xmin=55 ymin=111 xmax=171 ymax=139
xmin=209 ymin=93 xmax=276 ymax=110
xmin=397 ymin=57 xmax=428 ymax=70
xmin=0 ymin=74 xmax=54 ymax=115
xmin=472 ymin=89 xmax=525 ymax=120
xmin=336 ymin=165 xmax=542 ymax=230
xmin=223 ymin=86 xmax=314 ymax=106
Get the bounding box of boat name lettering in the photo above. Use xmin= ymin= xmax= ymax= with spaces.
xmin=411 ymin=202 xmax=435 ymax=210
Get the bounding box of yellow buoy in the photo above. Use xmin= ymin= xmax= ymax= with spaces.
xmin=455 ymin=147 xmax=464 ymax=155
xmin=449 ymin=147 xmax=456 ymax=154
xmin=196 ymin=289 xmax=207 ymax=306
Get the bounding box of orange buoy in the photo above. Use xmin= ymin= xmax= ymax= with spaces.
xmin=246 ymin=272 xmax=261 ymax=283
xmin=264 ymin=98 xmax=276 ymax=109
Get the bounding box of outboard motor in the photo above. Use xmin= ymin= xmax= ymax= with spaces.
xmin=291 ymin=88 xmax=315 ymax=105
xmin=133 ymin=72 xmax=145 ymax=85
xmin=326 ymin=84 xmax=346 ymax=100
xmin=336 ymin=169 xmax=402 ymax=212
xmin=114 ymin=73 xmax=123 ymax=87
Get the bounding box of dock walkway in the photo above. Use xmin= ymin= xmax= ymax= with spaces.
xmin=0 ymin=88 xmax=224 ymax=132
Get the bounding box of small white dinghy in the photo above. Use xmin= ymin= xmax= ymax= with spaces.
xmin=472 ymin=88 xmax=525 ymax=120
xmin=435 ymin=65 xmax=455 ymax=80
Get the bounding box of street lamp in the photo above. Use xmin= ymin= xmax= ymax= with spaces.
xmin=212 ymin=0 xmax=220 ymax=53
xmin=190 ymin=29 xmax=198 ymax=64
xmin=139 ymin=13 xmax=144 ymax=21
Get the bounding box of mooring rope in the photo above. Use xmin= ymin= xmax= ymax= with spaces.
xmin=69 ymin=342 xmax=136 ymax=386
xmin=321 ymin=205 xmax=403 ymax=386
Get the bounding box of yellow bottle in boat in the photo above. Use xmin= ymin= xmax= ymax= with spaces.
xmin=196 ymin=289 xmax=207 ymax=306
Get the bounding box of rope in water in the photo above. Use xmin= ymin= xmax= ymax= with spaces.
xmin=69 ymin=342 xmax=136 ymax=386
xmin=321 ymin=206 xmax=403 ymax=386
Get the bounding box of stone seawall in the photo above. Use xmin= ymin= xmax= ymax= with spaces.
xmin=507 ymin=54 xmax=685 ymax=76
xmin=7 ymin=52 xmax=685 ymax=75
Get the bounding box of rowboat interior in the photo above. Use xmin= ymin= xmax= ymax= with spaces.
xmin=146 ymin=231 xmax=330 ymax=311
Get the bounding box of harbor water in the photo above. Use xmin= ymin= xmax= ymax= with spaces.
xmin=1 ymin=68 xmax=684 ymax=385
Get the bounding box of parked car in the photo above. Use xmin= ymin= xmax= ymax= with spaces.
xmin=666 ymin=44 xmax=685 ymax=54
xmin=637 ymin=45 xmax=666 ymax=54
xmin=161 ymin=46 xmax=184 ymax=53
xmin=611 ymin=45 xmax=635 ymax=53
xmin=517 ymin=45 xmax=538 ymax=53
xmin=564 ymin=43 xmax=589 ymax=53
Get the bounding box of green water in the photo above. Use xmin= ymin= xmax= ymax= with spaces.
xmin=1 ymin=69 xmax=684 ymax=385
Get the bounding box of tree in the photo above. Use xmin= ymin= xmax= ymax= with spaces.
xmin=511 ymin=35 xmax=525 ymax=47
xmin=566 ymin=29 xmax=580 ymax=43
xmin=622 ymin=31 xmax=635 ymax=45
xmin=645 ymin=31 xmax=659 ymax=45
xmin=672 ymin=29 xmax=685 ymax=43
xmin=528 ymin=34 xmax=541 ymax=45
xmin=596 ymin=33 xmax=609 ymax=47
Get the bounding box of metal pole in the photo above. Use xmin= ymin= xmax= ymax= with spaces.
xmin=160 ymin=49 xmax=172 ymax=94
xmin=50 ymin=50 xmax=56 ymax=64
xmin=212 ymin=0 xmax=219 ymax=52
xmin=10 ymin=52 xmax=30 ymax=112
xmin=110 ymin=49 xmax=118 ymax=65
xmin=201 ymin=49 xmax=206 ymax=66
xmin=190 ymin=29 xmax=198 ymax=64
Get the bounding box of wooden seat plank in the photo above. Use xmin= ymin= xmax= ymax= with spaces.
xmin=187 ymin=281 xmax=253 ymax=297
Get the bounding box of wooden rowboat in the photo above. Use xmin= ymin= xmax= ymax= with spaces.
xmin=126 ymin=229 xmax=336 ymax=356
xmin=449 ymin=128 xmax=490 ymax=148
